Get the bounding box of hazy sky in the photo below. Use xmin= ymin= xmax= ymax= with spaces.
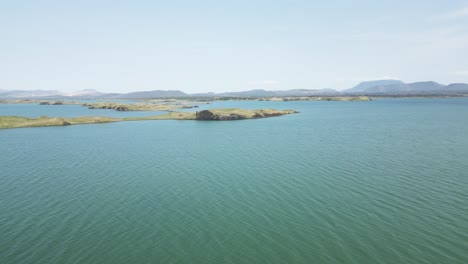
xmin=1 ymin=0 xmax=468 ymax=93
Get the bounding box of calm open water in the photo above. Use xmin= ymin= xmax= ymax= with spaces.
xmin=1 ymin=98 xmax=468 ymax=264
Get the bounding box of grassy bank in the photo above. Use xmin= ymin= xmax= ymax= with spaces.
xmin=0 ymin=108 xmax=298 ymax=129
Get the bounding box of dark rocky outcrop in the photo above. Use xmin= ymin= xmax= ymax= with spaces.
xmin=195 ymin=110 xmax=248 ymax=120
xmin=86 ymin=104 xmax=117 ymax=110
xmin=196 ymin=110 xmax=215 ymax=120
xmin=115 ymin=106 xmax=129 ymax=111
xmin=39 ymin=102 xmax=50 ymax=105
xmin=53 ymin=102 xmax=64 ymax=105
xmin=263 ymin=112 xmax=283 ymax=117
xmin=217 ymin=114 xmax=246 ymax=120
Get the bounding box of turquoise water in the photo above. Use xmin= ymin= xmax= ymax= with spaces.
xmin=1 ymin=98 xmax=468 ymax=263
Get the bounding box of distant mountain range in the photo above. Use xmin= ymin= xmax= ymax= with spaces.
xmin=0 ymin=89 xmax=104 ymax=98
xmin=1 ymin=80 xmax=468 ymax=99
xmin=343 ymin=80 xmax=468 ymax=95
xmin=192 ymin=88 xmax=338 ymax=97
xmin=0 ymin=88 xmax=339 ymax=99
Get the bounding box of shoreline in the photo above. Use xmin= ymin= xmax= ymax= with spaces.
xmin=0 ymin=108 xmax=298 ymax=130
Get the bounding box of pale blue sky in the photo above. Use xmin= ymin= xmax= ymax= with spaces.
xmin=1 ymin=0 xmax=468 ymax=92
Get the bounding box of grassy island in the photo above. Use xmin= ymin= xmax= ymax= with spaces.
xmin=0 ymin=108 xmax=298 ymax=129
xmin=0 ymin=100 xmax=204 ymax=111
xmin=82 ymin=102 xmax=199 ymax=111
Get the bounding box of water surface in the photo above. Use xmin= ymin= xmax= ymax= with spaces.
xmin=1 ymin=98 xmax=468 ymax=263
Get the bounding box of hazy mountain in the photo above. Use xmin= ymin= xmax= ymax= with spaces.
xmin=344 ymin=80 xmax=468 ymax=95
xmin=0 ymin=89 xmax=62 ymax=98
xmin=274 ymin=89 xmax=338 ymax=96
xmin=362 ymin=84 xmax=409 ymax=93
xmin=406 ymin=81 xmax=445 ymax=91
xmin=445 ymin=83 xmax=468 ymax=92
xmin=190 ymin=92 xmax=217 ymax=97
xmin=110 ymin=90 xmax=188 ymax=99
xmin=63 ymin=89 xmax=103 ymax=97
xmin=0 ymin=89 xmax=189 ymax=99
xmin=213 ymin=89 xmax=277 ymax=97
xmin=1 ymin=82 xmax=467 ymax=99
xmin=345 ymin=80 xmax=404 ymax=93
xmin=0 ymin=89 xmax=105 ymax=98
xmin=363 ymin=81 xmax=445 ymax=94
xmin=192 ymin=89 xmax=338 ymax=97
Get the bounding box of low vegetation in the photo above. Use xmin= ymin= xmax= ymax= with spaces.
xmin=82 ymin=102 xmax=200 ymax=111
xmin=0 ymin=108 xmax=298 ymax=129
xmin=0 ymin=99 xmax=203 ymax=112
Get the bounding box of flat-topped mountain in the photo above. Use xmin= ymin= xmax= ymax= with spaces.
xmin=345 ymin=80 xmax=405 ymax=93
xmin=361 ymin=81 xmax=445 ymax=94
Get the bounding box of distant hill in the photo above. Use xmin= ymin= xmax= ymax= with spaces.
xmin=63 ymin=89 xmax=103 ymax=97
xmin=406 ymin=81 xmax=446 ymax=92
xmin=190 ymin=92 xmax=217 ymax=97
xmin=0 ymin=89 xmax=104 ymax=98
xmin=344 ymin=80 xmax=468 ymax=95
xmin=109 ymin=90 xmax=188 ymax=99
xmin=274 ymin=88 xmax=338 ymax=96
xmin=213 ymin=89 xmax=277 ymax=97
xmin=0 ymin=89 xmax=188 ymax=99
xmin=0 ymin=89 xmax=63 ymax=98
xmin=194 ymin=88 xmax=338 ymax=98
xmin=345 ymin=80 xmax=404 ymax=93
xmin=1 ymin=81 xmax=467 ymax=99
xmin=363 ymin=81 xmax=445 ymax=94
xmin=446 ymin=83 xmax=468 ymax=92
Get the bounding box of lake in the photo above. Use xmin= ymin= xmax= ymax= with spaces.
xmin=1 ymin=98 xmax=468 ymax=263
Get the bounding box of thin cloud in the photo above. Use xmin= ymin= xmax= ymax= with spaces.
xmin=363 ymin=76 xmax=400 ymax=81
xmin=434 ymin=7 xmax=468 ymax=20
xmin=335 ymin=76 xmax=399 ymax=83
xmin=248 ymin=80 xmax=279 ymax=85
xmin=449 ymin=70 xmax=468 ymax=76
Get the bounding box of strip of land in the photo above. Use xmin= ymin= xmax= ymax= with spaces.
xmin=0 ymin=108 xmax=298 ymax=129
xmin=82 ymin=102 xmax=199 ymax=111
xmin=0 ymin=99 xmax=206 ymax=111
xmin=0 ymin=95 xmax=371 ymax=108
xmin=259 ymin=96 xmax=372 ymax=101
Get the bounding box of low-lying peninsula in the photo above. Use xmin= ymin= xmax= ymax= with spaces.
xmin=0 ymin=99 xmax=205 ymax=112
xmin=0 ymin=108 xmax=298 ymax=129
xmin=258 ymin=96 xmax=372 ymax=102
xmin=82 ymin=102 xmax=200 ymax=111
